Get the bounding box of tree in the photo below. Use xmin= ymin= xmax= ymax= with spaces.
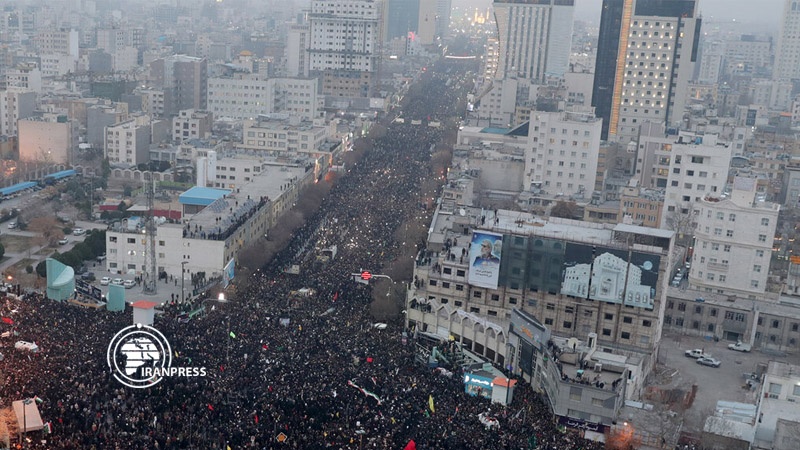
xmin=665 ymin=202 xmax=696 ymax=243
xmin=550 ymin=201 xmax=579 ymax=219
xmin=35 ymin=261 xmax=47 ymax=278
xmin=0 ymin=243 xmax=4 ymax=259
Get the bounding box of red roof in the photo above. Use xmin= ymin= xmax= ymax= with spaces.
xmin=492 ymin=377 xmax=518 ymax=388
xmin=131 ymin=300 xmax=158 ymax=309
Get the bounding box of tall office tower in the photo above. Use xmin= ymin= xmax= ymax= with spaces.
xmin=149 ymin=55 xmax=208 ymax=115
xmin=286 ymin=22 xmax=309 ymax=77
xmin=591 ymin=0 xmax=702 ymax=142
xmin=385 ymin=0 xmax=420 ymax=42
xmin=775 ymin=0 xmax=800 ymax=81
xmin=435 ymin=0 xmax=452 ymax=41
xmin=492 ymin=0 xmax=574 ymax=82
xmin=307 ymin=0 xmax=384 ymax=98
xmin=417 ymin=0 xmax=437 ymax=45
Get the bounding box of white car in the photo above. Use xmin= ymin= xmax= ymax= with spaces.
xmin=111 ymin=278 xmax=124 ymax=286
xmin=58 ymin=237 xmax=69 ymax=245
xmin=123 ymin=280 xmax=136 ymax=289
xmin=15 ymin=341 xmax=39 ymax=353
xmin=7 ymin=222 xmax=16 ymax=229
xmin=72 ymin=228 xmax=85 ymax=236
xmin=100 ymin=277 xmax=111 ymax=286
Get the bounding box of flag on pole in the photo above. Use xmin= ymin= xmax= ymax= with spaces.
xmin=43 ymin=422 xmax=52 ymax=434
xmin=229 ymin=331 xmax=236 ymax=339
xmin=428 ymin=395 xmax=435 ymax=413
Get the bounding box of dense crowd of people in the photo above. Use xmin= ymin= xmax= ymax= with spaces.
xmin=0 ymin=62 xmax=603 ymax=449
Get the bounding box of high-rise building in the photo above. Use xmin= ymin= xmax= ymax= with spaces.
xmin=592 ymin=0 xmax=702 ymax=142
xmin=385 ymin=0 xmax=419 ymax=42
xmin=492 ymin=0 xmax=575 ymax=81
xmin=149 ymin=55 xmax=208 ymax=115
xmin=774 ymin=0 xmax=800 ymax=81
xmin=307 ymin=0 xmax=384 ymax=98
xmin=689 ymin=177 xmax=779 ymax=299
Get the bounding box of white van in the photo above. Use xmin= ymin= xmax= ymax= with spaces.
xmin=15 ymin=341 xmax=39 ymax=353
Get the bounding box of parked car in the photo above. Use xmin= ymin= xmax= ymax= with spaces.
xmin=14 ymin=341 xmax=39 ymax=353
xmin=96 ymin=254 xmax=107 ymax=262
xmin=728 ymin=342 xmax=752 ymax=352
xmin=58 ymin=237 xmax=69 ymax=245
xmin=111 ymin=278 xmax=124 ymax=286
xmin=684 ymin=349 xmax=707 ymax=359
xmin=697 ymin=356 xmax=722 ymax=368
xmin=72 ymin=227 xmax=85 ymax=236
xmin=7 ymin=222 xmax=16 ymax=229
xmin=100 ymin=277 xmax=111 ymax=286
xmin=123 ymin=280 xmax=136 ymax=289
xmin=81 ymin=272 xmax=96 ymax=282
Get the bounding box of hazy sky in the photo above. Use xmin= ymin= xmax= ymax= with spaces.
xmin=456 ymin=0 xmax=785 ymax=28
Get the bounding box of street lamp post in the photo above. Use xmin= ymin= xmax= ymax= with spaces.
xmin=21 ymin=398 xmax=31 ymax=449
xmin=180 ymin=261 xmax=188 ymax=304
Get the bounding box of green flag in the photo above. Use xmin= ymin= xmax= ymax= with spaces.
xmin=229 ymin=331 xmax=236 ymax=339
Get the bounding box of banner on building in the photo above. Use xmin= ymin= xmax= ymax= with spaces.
xmin=222 ymin=258 xmax=235 ymax=288
xmin=468 ymin=231 xmax=503 ymax=290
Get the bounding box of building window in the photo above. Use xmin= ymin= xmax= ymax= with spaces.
xmin=623 ymin=316 xmax=633 ymax=324
xmin=710 ymin=308 xmax=717 ymax=317
xmin=563 ymin=321 xmax=572 ymax=329
xmin=429 ymin=280 xmax=437 ymax=286
xmin=546 ymin=303 xmax=555 ymax=310
xmin=678 ymin=303 xmax=686 ymax=311
xmin=761 ymin=218 xmax=770 ymax=226
xmin=621 ymin=332 xmax=631 ymax=339
xmin=758 ymin=234 xmax=767 ymax=242
xmin=443 ymin=268 xmax=452 ymax=274
xmin=602 ymin=328 xmax=611 ymax=336
xmin=544 ymin=318 xmax=554 ymax=325
xmin=473 ymin=291 xmax=482 ymax=298
xmin=442 ymin=282 xmax=450 ymax=288
xmin=491 ymin=294 xmax=500 ymax=302
xmin=456 ymin=270 xmax=466 ymax=277
xmin=455 ymin=284 xmax=464 ymax=291
xmin=604 ymin=313 xmax=614 ymax=320
xmin=773 ymin=320 xmax=781 ymax=329
xmin=642 ymin=320 xmax=652 ymax=327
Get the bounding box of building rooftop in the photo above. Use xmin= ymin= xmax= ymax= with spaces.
xmin=767 ymin=361 xmax=800 ymax=379
xmin=178 ymin=187 xmax=231 ymax=206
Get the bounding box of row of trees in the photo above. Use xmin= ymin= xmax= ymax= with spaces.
xmin=35 ymin=229 xmax=106 ymax=277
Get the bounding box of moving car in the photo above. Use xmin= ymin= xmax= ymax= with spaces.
xmin=81 ymin=272 xmax=96 ymax=282
xmin=100 ymin=277 xmax=111 ymax=286
xmin=684 ymin=349 xmax=707 ymax=359
xmin=697 ymin=356 xmax=722 ymax=367
xmin=123 ymin=280 xmax=136 ymax=289
xmin=14 ymin=341 xmax=39 ymax=353
xmin=728 ymin=342 xmax=752 ymax=352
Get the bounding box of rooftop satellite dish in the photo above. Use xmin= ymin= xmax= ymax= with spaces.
xmin=459 ymin=208 xmax=466 ymax=216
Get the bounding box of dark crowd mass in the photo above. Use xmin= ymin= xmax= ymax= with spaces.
xmin=0 ymin=61 xmax=604 ymax=450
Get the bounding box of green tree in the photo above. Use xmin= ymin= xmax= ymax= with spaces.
xmin=36 ymin=261 xmax=47 ymax=278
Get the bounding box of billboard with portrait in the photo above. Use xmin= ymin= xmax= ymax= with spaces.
xmin=223 ymin=258 xmax=235 ymax=288
xmin=468 ymin=231 xmax=503 ymax=289
xmin=560 ymin=243 xmax=660 ymax=309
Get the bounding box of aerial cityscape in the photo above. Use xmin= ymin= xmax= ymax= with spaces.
xmin=1 ymin=0 xmax=800 ymax=449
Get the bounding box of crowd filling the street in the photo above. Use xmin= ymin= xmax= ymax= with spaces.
xmin=0 ymin=62 xmax=604 ymax=450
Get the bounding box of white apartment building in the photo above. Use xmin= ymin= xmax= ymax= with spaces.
xmin=285 ymin=23 xmax=309 ymax=77
xmin=172 ymin=109 xmax=213 ymax=143
xmin=774 ymin=0 xmax=800 ymax=81
xmin=207 ymin=75 xmax=321 ymax=121
xmin=614 ymin=14 xmax=701 ymax=143
xmin=137 ymin=88 xmax=168 ymax=118
xmin=6 ymin=64 xmax=42 ymax=93
xmin=39 ymin=54 xmax=76 ymax=77
xmin=753 ymin=362 xmax=800 ymax=450
xmin=105 ymin=116 xmax=153 ymax=166
xmin=525 ymin=110 xmax=602 ymax=197
xmin=724 ymin=35 xmax=772 ymax=76
xmin=239 ymin=117 xmax=328 ymax=155
xmin=211 ymin=155 xmax=274 ymax=190
xmin=792 ymin=94 xmax=800 ymax=127
xmin=96 ymin=28 xmax=128 ymax=54
xmin=689 ymin=177 xmax=778 ymax=298
xmin=0 ymin=89 xmax=36 ymax=136
xmin=492 ymin=0 xmax=574 ymax=81
xmin=697 ymin=39 xmax=724 ymax=85
xmin=33 ymin=29 xmax=79 ymax=60
xmin=660 ymin=134 xmax=732 ymax=230
xmin=104 ymin=164 xmax=312 ymax=283
xmin=307 ymin=0 xmax=383 ymax=97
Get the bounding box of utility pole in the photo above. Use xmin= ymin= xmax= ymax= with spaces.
xmin=143 ymin=178 xmax=157 ymax=294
